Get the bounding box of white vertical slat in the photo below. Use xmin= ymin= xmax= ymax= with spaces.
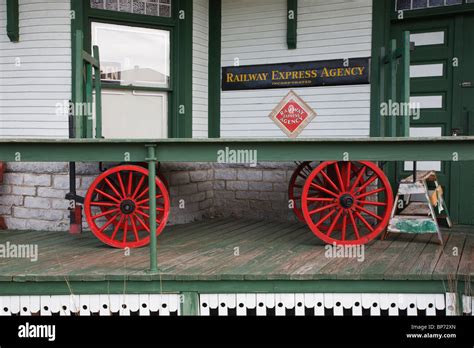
xmin=40 ymin=296 xmax=52 ymax=316
xmin=362 ymin=294 xmax=380 ymax=316
xmin=332 ymin=294 xmax=345 ymax=316
xmin=168 ymin=295 xmax=180 ymax=315
xmin=79 ymin=295 xmax=91 ymax=316
xmin=208 ymin=294 xmax=219 ymax=312
xmin=89 ymin=295 xmax=101 ymax=314
xmin=10 ymin=296 xmax=20 ymax=315
xmin=304 ymin=293 xmax=315 ymax=311
xmin=388 ymin=294 xmax=399 ymax=316
xmin=59 ymin=295 xmax=70 ymax=316
xmin=348 ymin=294 xmax=362 ymax=316
xmin=149 ymin=294 xmax=163 ymax=314
xmin=29 ymin=296 xmax=40 ymax=315
xmin=218 ymin=294 xmax=229 ymax=316
xmin=160 ymin=295 xmax=170 ymax=316
xmin=139 ymin=294 xmax=150 ymax=316
xmin=236 ymin=294 xmax=247 ymax=316
xmin=20 ymin=296 xmax=30 ymax=316
xmin=295 ymin=294 xmax=305 ymax=316
xmin=274 ymin=294 xmax=286 ymax=316
xmin=462 ymin=295 xmax=472 ymax=315
xmin=324 ymin=293 xmax=334 ymax=315
xmin=126 ymin=295 xmax=140 ymax=314
xmin=99 ymin=294 xmax=111 ymax=316
xmin=434 ymin=294 xmax=445 ymax=312
xmin=200 ymin=294 xmax=210 ymax=316
xmin=405 ymin=295 xmax=418 ymax=316
xmin=314 ymin=294 xmax=324 ymax=316
xmin=0 ymin=297 xmax=11 ymax=316
xmin=109 ymin=295 xmax=121 ymax=314
xmin=246 ymin=294 xmax=257 ymax=311
xmin=69 ymin=295 xmax=80 ymax=315
xmin=256 ymin=294 xmax=267 ymax=316
xmin=50 ymin=296 xmax=61 ymax=315
xmin=265 ymin=293 xmax=275 ymax=310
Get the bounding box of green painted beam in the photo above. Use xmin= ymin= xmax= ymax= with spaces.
xmin=208 ymin=0 xmax=222 ymax=138
xmin=6 ymin=0 xmax=19 ymax=42
xmin=0 ymin=280 xmax=469 ymax=296
xmin=287 ymin=0 xmax=297 ymax=49
xmin=0 ymin=137 xmax=473 ymax=163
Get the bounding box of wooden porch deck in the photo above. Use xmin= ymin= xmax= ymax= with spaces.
xmin=0 ymin=218 xmax=472 ymax=283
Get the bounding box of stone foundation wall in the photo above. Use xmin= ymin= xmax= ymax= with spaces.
xmin=0 ymin=162 xmax=297 ymax=231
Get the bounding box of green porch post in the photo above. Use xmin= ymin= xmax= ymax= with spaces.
xmin=181 ymin=292 xmax=200 ymax=316
xmin=93 ymin=45 xmax=103 ymax=139
xmin=399 ymin=31 xmax=411 ymax=137
xmin=6 ymin=0 xmax=19 ymax=42
xmin=146 ymin=145 xmax=158 ymax=273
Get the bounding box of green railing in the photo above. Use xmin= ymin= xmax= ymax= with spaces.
xmin=73 ymin=30 xmax=103 ymax=139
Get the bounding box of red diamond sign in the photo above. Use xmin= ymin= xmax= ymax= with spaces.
xmin=269 ymin=91 xmax=317 ymax=138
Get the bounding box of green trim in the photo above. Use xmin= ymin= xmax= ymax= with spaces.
xmin=71 ymin=0 xmax=86 ymax=139
xmin=176 ymin=0 xmax=193 ymax=138
xmin=370 ymin=0 xmax=390 ymax=137
xmin=0 ymin=137 xmax=474 ymax=163
xmin=287 ymin=0 xmax=298 ymax=49
xmin=0 ymin=280 xmax=470 ymax=296
xmin=6 ymin=0 xmax=19 ymax=42
xmin=208 ymin=0 xmax=222 ymax=138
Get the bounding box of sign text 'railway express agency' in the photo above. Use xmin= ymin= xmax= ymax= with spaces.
xmin=222 ymin=58 xmax=370 ymax=91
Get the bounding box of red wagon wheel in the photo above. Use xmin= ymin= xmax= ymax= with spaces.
xmin=301 ymin=161 xmax=393 ymax=245
xmin=85 ymin=165 xmax=170 ymax=249
xmin=96 ymin=171 xmax=169 ymax=232
xmin=289 ymin=161 xmax=364 ymax=230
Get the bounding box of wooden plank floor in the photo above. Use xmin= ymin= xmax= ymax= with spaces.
xmin=0 ymin=218 xmax=472 ymax=282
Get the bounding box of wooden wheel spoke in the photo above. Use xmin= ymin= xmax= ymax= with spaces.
xmin=91 ymin=201 xmax=118 ymax=207
xmin=354 ymin=211 xmax=374 ymax=232
xmin=341 ymin=214 xmax=348 ymax=241
xmin=116 ymin=172 xmax=127 ymax=198
xmin=92 ymin=208 xmax=120 ymax=220
xmin=357 ymin=187 xmax=385 ymax=200
xmin=122 ymin=216 xmax=129 ymax=243
xmin=127 ymin=172 xmax=134 ymax=196
xmin=357 ymin=200 xmax=387 ymax=207
xmin=104 ymin=178 xmax=123 ymax=200
xmin=345 ymin=162 xmax=352 ymax=191
xmin=354 ymin=205 xmax=383 ymax=221
xmin=306 ymin=197 xmax=334 ymax=202
xmin=132 ymin=175 xmax=146 ymax=200
xmin=136 ymin=195 xmax=164 ymax=206
xmin=134 ymin=214 xmax=151 ymax=233
xmin=315 ymin=209 xmax=337 ymax=228
xmin=350 ymin=166 xmax=366 ymax=193
xmin=355 ymin=173 xmax=378 ymax=194
xmin=348 ymin=210 xmax=360 ymax=239
xmin=110 ymin=215 xmax=125 ymax=241
xmin=320 ymin=170 xmax=340 ymax=193
xmin=98 ymin=213 xmax=120 ymax=233
xmin=130 ymin=216 xmax=140 ymax=242
xmin=310 ymin=183 xmax=339 ymax=198
xmin=334 ymin=162 xmax=345 ymax=192
xmin=94 ymin=188 xmax=121 ymax=204
xmin=135 ymin=187 xmax=149 ymax=201
xmin=309 ymin=202 xmax=338 ymax=216
xmin=326 ymin=209 xmax=343 ymax=237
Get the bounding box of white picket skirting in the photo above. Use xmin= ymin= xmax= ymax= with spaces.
xmin=0 ymin=294 xmax=180 ymax=316
xmin=200 ymin=293 xmax=465 ymax=316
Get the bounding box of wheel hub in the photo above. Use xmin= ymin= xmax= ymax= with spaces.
xmin=339 ymin=194 xmax=355 ymax=209
xmin=120 ymin=200 xmax=136 ymax=215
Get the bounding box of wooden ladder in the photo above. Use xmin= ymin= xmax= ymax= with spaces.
xmin=384 ymin=171 xmax=452 ymax=244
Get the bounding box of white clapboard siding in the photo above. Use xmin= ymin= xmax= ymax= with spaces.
xmin=0 ymin=0 xmax=71 ymax=139
xmin=192 ymin=0 xmax=209 ymax=138
xmin=221 ymin=0 xmax=372 ymax=138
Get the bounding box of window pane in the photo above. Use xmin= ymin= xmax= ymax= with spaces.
xmin=92 ymin=22 xmax=170 ymax=88
xmin=429 ymin=0 xmax=444 ymax=7
xmin=90 ymin=0 xmax=172 ymax=17
xmin=445 ymin=0 xmax=462 ymax=4
xmin=413 ymin=0 xmax=428 ymax=9
xmin=397 ymin=0 xmax=411 ymax=10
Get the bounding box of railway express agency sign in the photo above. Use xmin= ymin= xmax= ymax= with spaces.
xmin=269 ymin=91 xmax=317 ymax=138
xmin=222 ymin=58 xmax=370 ymax=91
